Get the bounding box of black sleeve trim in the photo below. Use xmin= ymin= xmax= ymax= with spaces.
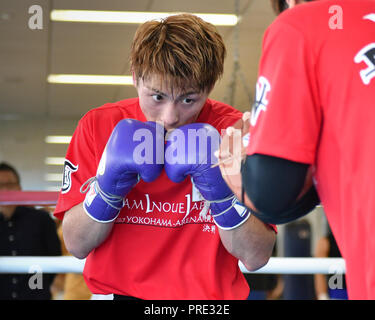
xmin=241 ymin=154 xmax=320 ymax=224
xmin=250 ymin=186 xmax=320 ymax=224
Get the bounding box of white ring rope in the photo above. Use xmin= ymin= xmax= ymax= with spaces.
xmin=0 ymin=256 xmax=345 ymax=274
xmin=240 ymin=258 xmax=345 ymax=274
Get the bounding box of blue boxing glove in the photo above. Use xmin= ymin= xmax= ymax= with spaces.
xmin=81 ymin=119 xmax=164 ymax=223
xmin=164 ymin=123 xmax=250 ymax=230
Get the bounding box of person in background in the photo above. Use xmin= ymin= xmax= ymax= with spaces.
xmin=218 ymin=0 xmax=375 ymax=299
xmin=314 ymin=227 xmax=347 ymax=300
xmin=0 ymin=162 xmax=61 ymax=300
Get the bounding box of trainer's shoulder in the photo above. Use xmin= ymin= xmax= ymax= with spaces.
xmin=272 ymin=0 xmax=358 ymax=31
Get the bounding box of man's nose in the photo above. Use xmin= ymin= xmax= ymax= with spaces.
xmin=160 ymin=103 xmax=179 ymax=129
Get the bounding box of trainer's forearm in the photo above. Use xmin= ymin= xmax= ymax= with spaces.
xmin=314 ymin=274 xmax=329 ymax=299
xmin=62 ymin=202 xmax=114 ymax=259
xmin=219 ymin=214 xmax=276 ymax=271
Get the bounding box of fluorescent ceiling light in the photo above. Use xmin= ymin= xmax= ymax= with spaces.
xmin=48 ymin=74 xmax=133 ymax=85
xmin=45 ymin=136 xmax=72 ymax=144
xmin=45 ymin=173 xmax=63 ymax=182
xmin=50 ymin=10 xmax=238 ymax=26
xmin=45 ymin=157 xmax=65 ymax=165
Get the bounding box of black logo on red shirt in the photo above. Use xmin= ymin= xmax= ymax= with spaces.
xmin=354 ymin=43 xmax=375 ymax=85
xmin=62 ymin=160 xmax=78 ymax=194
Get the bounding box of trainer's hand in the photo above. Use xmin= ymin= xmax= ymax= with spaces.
xmin=81 ymin=119 xmax=164 ymax=223
xmin=218 ymin=112 xmax=250 ymax=169
xmin=165 ymin=123 xmax=251 ymax=230
xmin=216 ymin=112 xmax=257 ymax=211
xmin=217 ymin=112 xmax=315 ymax=215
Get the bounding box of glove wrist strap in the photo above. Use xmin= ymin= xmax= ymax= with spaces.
xmin=80 ymin=177 xmax=123 ymax=223
xmin=203 ymin=195 xmax=251 ymax=230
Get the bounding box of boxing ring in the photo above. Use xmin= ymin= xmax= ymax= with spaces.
xmin=0 ymin=256 xmax=345 ymax=274
xmin=0 ymin=190 xmax=346 ymax=275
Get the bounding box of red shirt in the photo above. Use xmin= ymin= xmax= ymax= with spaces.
xmin=247 ymin=0 xmax=375 ymax=299
xmin=54 ymin=98 xmax=251 ymax=299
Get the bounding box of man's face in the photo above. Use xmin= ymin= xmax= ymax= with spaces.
xmin=0 ymin=170 xmax=20 ymax=214
xmin=0 ymin=171 xmax=20 ymax=191
xmin=135 ymin=76 xmax=210 ymax=130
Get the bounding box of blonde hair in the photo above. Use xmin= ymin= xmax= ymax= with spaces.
xmin=130 ymin=13 xmax=226 ymax=93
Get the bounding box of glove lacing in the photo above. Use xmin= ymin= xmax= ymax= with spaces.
xmin=80 ymin=176 xmax=125 ymax=211
xmin=198 ymin=192 xmax=237 ymax=219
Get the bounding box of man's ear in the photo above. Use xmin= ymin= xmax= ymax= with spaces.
xmin=286 ymin=0 xmax=305 ymax=9
xmin=286 ymin=0 xmax=297 ymax=7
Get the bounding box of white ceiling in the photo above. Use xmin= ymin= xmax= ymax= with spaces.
xmin=0 ymin=0 xmax=276 ymax=120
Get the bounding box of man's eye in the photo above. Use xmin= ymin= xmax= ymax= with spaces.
xmin=182 ymin=98 xmax=195 ymax=104
xmin=152 ymin=94 xmax=163 ymax=102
